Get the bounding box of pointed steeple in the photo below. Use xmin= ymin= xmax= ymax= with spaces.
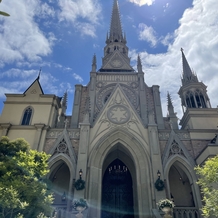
xmin=61 ymin=91 xmax=68 ymax=110
xmin=137 ymin=54 xmax=143 ymax=73
xmin=109 ymin=0 xmax=123 ymax=42
xmin=181 ymin=48 xmax=198 ymax=85
xmin=92 ymin=54 xmax=97 ymax=72
xmin=167 ymin=92 xmax=178 ymax=129
xmin=178 ymin=48 xmax=211 ymax=113
xmin=100 ymin=0 xmax=133 ymax=72
xmin=167 ymin=92 xmax=174 ymax=116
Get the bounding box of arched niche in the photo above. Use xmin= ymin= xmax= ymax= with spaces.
xmin=169 ymin=162 xmax=194 ymax=207
xmin=164 ymin=156 xmax=202 ymax=209
xmin=49 ymin=160 xmax=71 ymax=205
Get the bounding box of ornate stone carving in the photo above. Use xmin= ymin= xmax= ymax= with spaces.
xmin=169 ymin=140 xmax=185 ymax=157
xmin=54 ymin=139 xmax=70 ymax=157
xmin=47 ymin=130 xmax=80 ymax=139
xmin=159 ymin=132 xmax=190 ymax=140
xmin=96 ymin=83 xmax=139 ymax=110
xmin=31 ymin=89 xmax=37 ymax=94
xmin=107 ymin=105 xmax=130 ymax=124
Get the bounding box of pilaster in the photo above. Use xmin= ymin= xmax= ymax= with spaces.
xmin=71 ymin=85 xmax=83 ymax=128
xmin=0 ymin=123 xmax=11 ymax=136
xmin=74 ymin=115 xmax=90 ymax=199
xmin=89 ymin=72 xmax=97 ymax=125
xmin=152 ymin=85 xmax=164 ymax=129
xmin=33 ymin=123 xmax=45 ymax=151
xmin=138 ymin=72 xmax=148 ymax=126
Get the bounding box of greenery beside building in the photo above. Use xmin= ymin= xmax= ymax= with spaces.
xmin=0 ymin=136 xmax=53 ymax=218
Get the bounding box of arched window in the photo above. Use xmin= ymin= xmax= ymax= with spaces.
xmin=186 ymin=95 xmax=191 ymax=108
xmin=190 ymin=94 xmax=196 ymax=108
xmin=21 ymin=107 xmax=32 ymax=125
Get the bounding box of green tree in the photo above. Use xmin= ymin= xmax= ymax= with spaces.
xmin=0 ymin=136 xmax=53 ymax=218
xmin=195 ymin=155 xmax=218 ymax=217
xmin=0 ymin=0 xmax=10 ymax=16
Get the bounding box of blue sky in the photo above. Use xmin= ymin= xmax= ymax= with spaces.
xmin=0 ymin=0 xmax=218 ymax=120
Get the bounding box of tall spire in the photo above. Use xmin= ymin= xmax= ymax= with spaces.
xmin=181 ymin=48 xmax=198 ymax=85
xmin=109 ymin=0 xmax=123 ymax=42
xmin=99 ymin=0 xmax=133 ymax=72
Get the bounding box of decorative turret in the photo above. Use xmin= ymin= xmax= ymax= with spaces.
xmin=167 ymin=92 xmax=178 ymax=129
xmin=57 ymin=91 xmax=68 ymax=127
xmin=92 ymin=54 xmax=97 ymax=72
xmin=178 ymin=49 xmax=211 ymax=113
xmin=137 ymin=54 xmax=143 ymax=73
xmin=61 ymin=91 xmax=68 ymax=114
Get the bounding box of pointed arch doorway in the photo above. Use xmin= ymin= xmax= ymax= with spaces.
xmin=101 ymin=158 xmax=134 ymax=218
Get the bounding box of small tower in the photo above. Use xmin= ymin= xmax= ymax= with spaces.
xmin=92 ymin=54 xmax=97 ymax=72
xmin=167 ymin=92 xmax=178 ymax=130
xmin=178 ymin=48 xmax=211 ymax=114
xmin=57 ymin=91 xmax=68 ymax=127
xmin=137 ymin=54 xmax=143 ymax=73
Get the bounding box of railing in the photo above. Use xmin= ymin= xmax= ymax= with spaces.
xmin=173 ymin=207 xmax=201 ymax=218
xmin=152 ymin=207 xmax=201 ymax=218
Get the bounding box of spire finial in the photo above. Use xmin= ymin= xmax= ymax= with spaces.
xmin=37 ymin=68 xmax=41 ymax=80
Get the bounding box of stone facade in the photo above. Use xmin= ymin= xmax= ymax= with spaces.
xmin=0 ymin=1 xmax=218 ymax=218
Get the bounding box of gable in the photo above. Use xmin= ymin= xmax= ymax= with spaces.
xmin=90 ymin=85 xmax=148 ymax=146
xmin=49 ymin=129 xmax=76 ymax=164
xmin=101 ymin=51 xmax=133 ymax=71
xmin=24 ymin=77 xmax=44 ymax=95
xmin=162 ymin=130 xmax=195 ymax=168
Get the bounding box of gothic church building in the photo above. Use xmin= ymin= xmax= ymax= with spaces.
xmin=1 ymin=0 xmax=218 ymax=217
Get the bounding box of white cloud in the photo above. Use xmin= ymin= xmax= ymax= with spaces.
xmin=73 ymin=73 xmax=83 ymax=83
xmin=128 ymin=0 xmax=155 ymax=6
xmin=0 ymin=68 xmax=37 ymax=79
xmin=58 ymin=0 xmax=102 ymax=37
xmin=138 ymin=23 xmax=157 ymax=47
xmin=132 ymin=0 xmax=218 ymax=119
xmin=0 ymin=0 xmax=55 ymax=67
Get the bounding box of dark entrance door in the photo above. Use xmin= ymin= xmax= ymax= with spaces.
xmin=101 ymin=159 xmax=134 ymax=218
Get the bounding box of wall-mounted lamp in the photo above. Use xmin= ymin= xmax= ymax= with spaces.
xmin=79 ymin=169 xmax=83 ymax=180
xmin=157 ymin=170 xmax=161 ymax=179
xmin=62 ymin=192 xmax=66 ymax=201
xmin=155 ymin=170 xmax=164 ymax=191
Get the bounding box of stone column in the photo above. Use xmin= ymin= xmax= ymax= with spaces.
xmin=33 ymin=124 xmax=45 ymax=151
xmin=152 ymin=85 xmax=164 ymax=129
xmin=0 ymin=123 xmax=11 ymax=136
xmin=138 ymin=72 xmax=148 ymax=126
xmin=71 ymin=85 xmax=83 ymax=128
xmin=89 ymin=72 xmax=97 ymax=125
